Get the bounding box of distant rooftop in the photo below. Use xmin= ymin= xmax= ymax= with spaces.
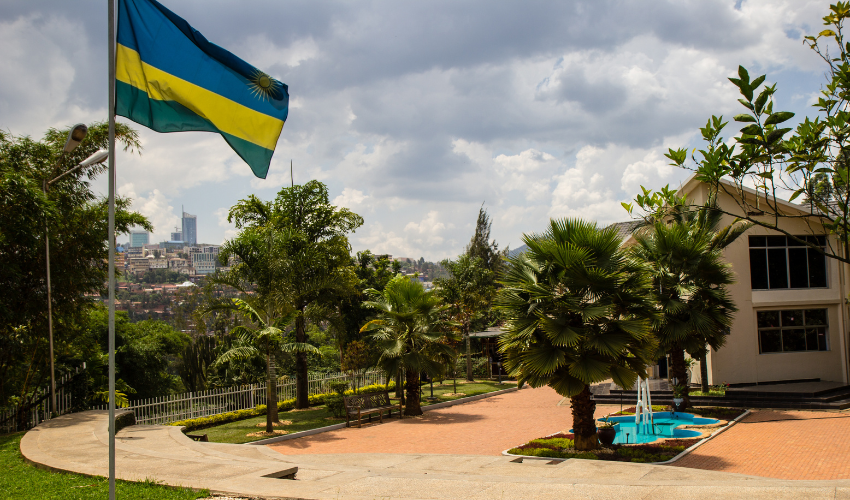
xmin=607 ymin=220 xmax=642 ymax=241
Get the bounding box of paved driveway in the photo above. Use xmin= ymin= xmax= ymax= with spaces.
xmin=268 ymin=385 xmax=618 ymax=456
xmin=673 ymin=409 xmax=850 ymax=480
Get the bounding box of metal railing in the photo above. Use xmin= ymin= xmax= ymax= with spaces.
xmin=92 ymin=370 xmax=386 ymax=425
xmin=1 ymin=365 xmax=86 ymax=433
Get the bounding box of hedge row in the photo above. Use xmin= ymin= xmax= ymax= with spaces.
xmin=171 ymin=381 xmax=396 ymax=432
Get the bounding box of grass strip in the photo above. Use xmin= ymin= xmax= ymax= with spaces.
xmin=0 ymin=433 xmax=207 ymax=500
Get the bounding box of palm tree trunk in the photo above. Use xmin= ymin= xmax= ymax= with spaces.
xmin=571 ymin=385 xmax=598 ymax=451
xmin=295 ymin=311 xmax=309 ymax=409
xmin=404 ymin=369 xmax=422 ymax=416
xmin=700 ymin=349 xmax=709 ymax=393
xmin=266 ymin=352 xmax=278 ymax=433
xmin=395 ymin=369 xmax=403 ymax=400
xmin=670 ymin=345 xmax=690 ymax=408
xmin=465 ymin=328 xmax=473 ymax=381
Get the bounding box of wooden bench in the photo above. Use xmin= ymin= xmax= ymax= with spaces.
xmin=343 ymin=391 xmax=403 ymax=428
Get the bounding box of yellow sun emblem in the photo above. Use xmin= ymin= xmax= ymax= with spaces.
xmin=248 ymin=70 xmax=280 ymax=101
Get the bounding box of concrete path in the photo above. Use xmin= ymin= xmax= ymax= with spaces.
xmin=19 ymin=408 xmax=850 ymax=498
xmin=674 ymin=409 xmax=850 ymax=480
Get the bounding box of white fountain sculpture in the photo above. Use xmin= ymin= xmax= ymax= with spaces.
xmin=634 ymin=376 xmax=655 ymax=436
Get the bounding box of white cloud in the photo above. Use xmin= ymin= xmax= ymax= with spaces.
xmin=0 ymin=0 xmax=832 ymax=261
xmin=120 ymin=184 xmax=180 ymax=243
xmin=214 ymin=207 xmax=238 ymax=242
xmin=333 ymin=187 xmax=369 ymax=209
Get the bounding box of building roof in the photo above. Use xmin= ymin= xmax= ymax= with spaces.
xmin=606 ymin=220 xmax=642 ymax=241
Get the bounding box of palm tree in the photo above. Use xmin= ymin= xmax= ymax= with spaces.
xmin=497 ymin=219 xmax=657 ymax=451
xmin=208 ymin=295 xmax=318 ymax=433
xmin=361 ymin=276 xmax=456 ymax=416
xmin=631 ymin=199 xmax=746 ymax=405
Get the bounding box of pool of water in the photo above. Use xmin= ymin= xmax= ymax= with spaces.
xmin=572 ymin=412 xmax=719 ymax=444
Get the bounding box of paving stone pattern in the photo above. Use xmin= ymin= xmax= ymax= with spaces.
xmin=674 ymin=409 xmax=850 ymax=479
xmin=269 ymin=385 xmax=616 ymax=455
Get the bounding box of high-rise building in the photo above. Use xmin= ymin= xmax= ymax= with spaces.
xmin=129 ymin=231 xmax=149 ymax=248
xmin=182 ymin=206 xmax=197 ymax=246
xmin=171 ymin=231 xmax=183 ymax=241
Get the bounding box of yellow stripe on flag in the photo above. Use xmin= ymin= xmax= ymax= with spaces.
xmin=116 ymin=43 xmax=283 ymax=150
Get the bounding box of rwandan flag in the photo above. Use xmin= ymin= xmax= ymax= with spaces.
xmin=115 ymin=0 xmax=289 ymax=179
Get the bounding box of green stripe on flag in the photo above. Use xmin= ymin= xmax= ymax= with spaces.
xmin=116 ymin=81 xmax=274 ymax=178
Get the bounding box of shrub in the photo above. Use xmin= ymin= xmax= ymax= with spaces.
xmin=528 ymin=437 xmax=574 ymax=449
xmin=325 ymin=396 xmax=346 ymax=418
xmin=170 ymin=381 xmax=397 ymax=432
xmin=329 ymin=381 xmax=349 ymax=395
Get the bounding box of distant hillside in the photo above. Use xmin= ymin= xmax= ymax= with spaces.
xmin=507 ymin=245 xmax=528 ymax=258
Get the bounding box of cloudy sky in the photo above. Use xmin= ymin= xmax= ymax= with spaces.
xmin=0 ymin=0 xmax=831 ymax=260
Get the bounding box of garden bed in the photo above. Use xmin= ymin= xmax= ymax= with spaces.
xmin=507 ymin=433 xmax=702 ymax=463
xmin=507 ymin=406 xmax=749 ymax=463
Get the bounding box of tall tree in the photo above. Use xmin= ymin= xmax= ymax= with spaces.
xmin=630 ymin=199 xmax=743 ymax=406
xmin=361 ymin=276 xmax=456 ymax=416
xmin=435 ymin=255 xmax=495 ymax=380
xmin=225 ymin=181 xmax=362 ymax=408
xmin=465 ymin=205 xmax=504 ymax=274
xmin=0 ymin=122 xmax=150 ymax=408
xmin=209 ymin=295 xmax=317 ymax=433
xmin=497 ymin=219 xmax=657 ymax=451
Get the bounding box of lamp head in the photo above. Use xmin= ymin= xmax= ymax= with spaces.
xmin=79 ymin=150 xmax=109 ymax=168
xmin=63 ymin=124 xmax=88 ymax=153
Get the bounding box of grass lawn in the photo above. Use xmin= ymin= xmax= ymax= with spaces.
xmin=0 ymin=433 xmax=207 ymax=500
xmin=204 ymin=379 xmax=512 ymax=444
xmin=202 ymin=405 xmax=340 ymax=444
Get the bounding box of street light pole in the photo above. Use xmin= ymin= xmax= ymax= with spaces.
xmin=43 ymin=139 xmax=107 ymax=416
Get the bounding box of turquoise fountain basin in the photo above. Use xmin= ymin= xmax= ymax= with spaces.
xmin=572 ymin=412 xmax=719 ymax=445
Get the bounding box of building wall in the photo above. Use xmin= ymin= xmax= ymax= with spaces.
xmin=129 ymin=232 xmax=149 ymax=248
xmin=192 ymin=252 xmax=217 ymax=275
xmin=685 ymin=183 xmax=848 ymax=385
xmin=182 ymin=213 xmax=197 ymax=246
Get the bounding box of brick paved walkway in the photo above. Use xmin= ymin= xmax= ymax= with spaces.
xmin=268 ymin=385 xmax=618 ymax=456
xmin=673 ymin=409 xmax=850 ymax=480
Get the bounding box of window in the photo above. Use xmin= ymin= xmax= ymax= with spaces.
xmin=757 ymin=309 xmax=829 ymax=353
xmin=748 ymin=235 xmax=827 ymax=290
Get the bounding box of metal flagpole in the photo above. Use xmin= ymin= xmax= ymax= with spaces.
xmin=107 ymin=0 xmax=117 ymax=498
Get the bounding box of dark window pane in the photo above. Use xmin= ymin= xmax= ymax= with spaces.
xmin=808 ymin=249 xmax=827 ymax=288
xmin=788 ymin=248 xmax=809 ymax=288
xmin=767 ymin=248 xmax=788 ymax=289
xmin=758 ymin=311 xmax=780 ymax=328
xmin=786 ymin=237 xmax=805 ymax=247
xmin=818 ymin=329 xmax=829 ymax=351
xmin=749 ymin=249 xmax=769 ymax=289
xmin=749 ymin=236 xmax=766 ymax=247
xmin=767 ymin=236 xmax=787 ymax=247
xmin=760 ymin=330 xmax=782 ymax=353
xmin=805 ymin=328 xmax=818 ymax=351
xmin=806 ymin=235 xmax=826 ymax=246
xmin=804 ymin=309 xmax=828 ymax=326
xmin=781 ymin=310 xmax=804 ymax=327
xmin=782 ymin=329 xmax=807 ymax=352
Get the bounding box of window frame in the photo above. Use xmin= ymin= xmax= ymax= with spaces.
xmin=748 ymin=235 xmax=828 ymax=290
xmin=756 ymin=308 xmax=830 ymax=354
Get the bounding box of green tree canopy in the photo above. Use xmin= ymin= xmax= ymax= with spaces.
xmin=630 ymin=199 xmax=742 ymax=405
xmin=0 ymin=122 xmax=150 ymax=408
xmin=222 ymin=180 xmax=363 ymax=408
xmin=497 ymin=219 xmax=657 ymax=450
xmin=361 ymin=276 xmax=456 ymax=416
